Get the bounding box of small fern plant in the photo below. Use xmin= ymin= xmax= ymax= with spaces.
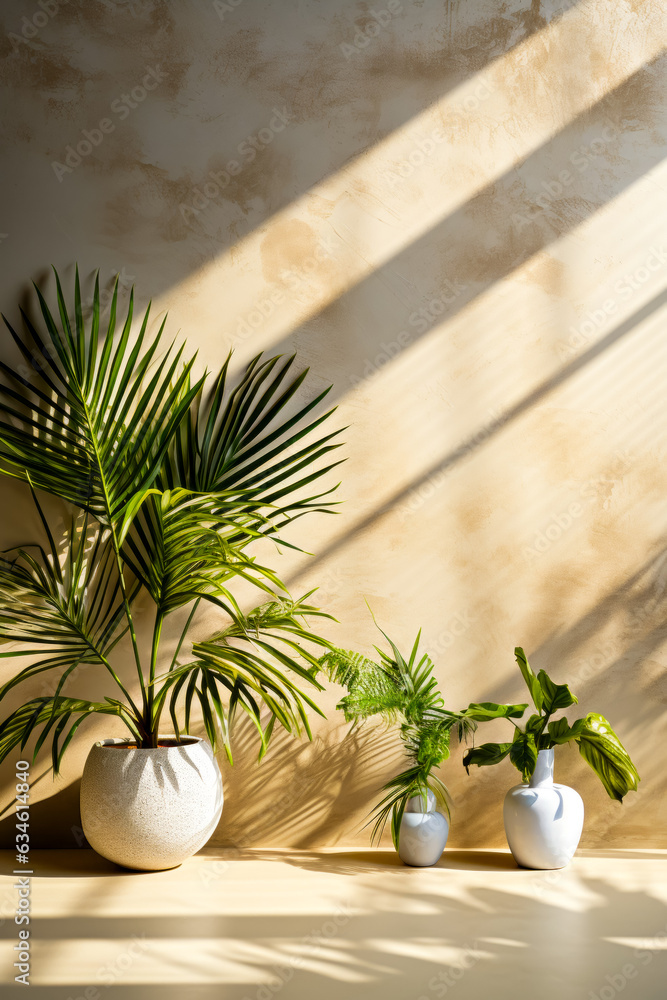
xmin=320 ymin=622 xmax=474 ymax=850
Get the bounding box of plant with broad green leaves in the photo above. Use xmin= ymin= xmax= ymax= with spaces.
xmin=320 ymin=621 xmax=480 ymax=849
xmin=0 ymin=267 xmax=345 ymax=770
xmin=462 ymin=646 xmax=640 ymax=801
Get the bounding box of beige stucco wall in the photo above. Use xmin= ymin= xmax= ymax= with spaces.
xmin=0 ymin=0 xmax=666 ymax=851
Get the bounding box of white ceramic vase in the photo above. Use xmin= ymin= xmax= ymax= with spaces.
xmin=503 ymin=748 xmax=584 ymax=870
xmin=80 ymin=735 xmax=224 ymax=871
xmin=397 ymin=789 xmax=449 ymax=867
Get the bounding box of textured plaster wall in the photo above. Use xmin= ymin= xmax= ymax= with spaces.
xmin=0 ymin=0 xmax=666 ymax=851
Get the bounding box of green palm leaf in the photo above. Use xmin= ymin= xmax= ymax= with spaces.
xmin=160 ymin=352 xmax=345 ymax=547
xmin=0 ymin=269 xmax=342 ymax=767
xmin=0 ymin=266 xmax=204 ymax=527
xmin=122 ymin=488 xmax=285 ymax=618
xmin=0 ymin=696 xmax=140 ymax=773
xmin=157 ymin=596 xmax=333 ymax=762
xmin=0 ymin=491 xmax=135 ymax=712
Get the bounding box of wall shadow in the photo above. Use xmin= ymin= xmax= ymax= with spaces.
xmin=265 ymin=52 xmax=666 ymax=399
xmin=212 ymin=714 xmax=402 ymax=850
xmin=284 ymin=285 xmax=667 ymax=579
xmin=0 ymin=0 xmax=582 ymax=284
xmin=0 ymin=779 xmax=84 ymax=850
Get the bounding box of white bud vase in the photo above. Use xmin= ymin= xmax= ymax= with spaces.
xmin=503 ymin=747 xmax=584 ymax=870
xmin=397 ymin=789 xmax=449 ymax=867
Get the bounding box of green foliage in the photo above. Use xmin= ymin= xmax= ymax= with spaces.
xmin=0 ymin=268 xmax=343 ymax=770
xmin=0 ymin=696 xmax=140 ymax=774
xmin=513 ymin=646 xmax=544 ymax=713
xmin=462 ymin=646 xmax=639 ymax=801
xmin=321 ymin=623 xmax=472 ymax=849
xmin=547 ymin=712 xmax=640 ymax=802
xmin=509 ymin=730 xmax=538 ymax=783
xmin=462 ymin=742 xmax=512 ymax=770
xmin=319 ymin=647 xmax=405 ymax=723
xmin=463 ymin=702 xmax=528 ymax=722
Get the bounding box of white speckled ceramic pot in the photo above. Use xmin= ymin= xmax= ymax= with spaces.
xmin=80 ymin=735 xmax=223 ymax=871
xmin=397 ymin=789 xmax=449 ymax=867
xmin=504 ymin=748 xmax=584 ymax=870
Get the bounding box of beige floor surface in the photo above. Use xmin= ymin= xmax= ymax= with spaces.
xmin=1 ymin=848 xmax=666 ymax=999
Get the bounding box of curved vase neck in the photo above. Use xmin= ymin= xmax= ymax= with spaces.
xmin=529 ymin=748 xmax=554 ymax=787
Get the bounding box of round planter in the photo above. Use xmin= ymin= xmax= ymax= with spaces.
xmin=503 ymin=748 xmax=584 ymax=870
xmin=80 ymin=735 xmax=223 ymax=871
xmin=397 ymin=789 xmax=449 ymax=867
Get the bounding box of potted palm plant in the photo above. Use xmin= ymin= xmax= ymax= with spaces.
xmin=462 ymin=647 xmax=640 ymax=869
xmin=321 ymin=620 xmax=479 ymax=866
xmin=0 ymin=267 xmax=344 ymax=870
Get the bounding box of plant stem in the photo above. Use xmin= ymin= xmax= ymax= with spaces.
xmin=148 ymin=610 xmax=164 ymax=747
xmin=536 ymin=711 xmax=552 ymax=749
xmin=144 ymin=600 xmax=201 ymax=748
xmin=168 ymin=599 xmax=200 ymax=673
xmin=100 ymin=655 xmax=143 ymax=722
xmin=109 ymin=529 xmax=148 ymax=723
xmin=79 ymin=393 xmax=148 ymax=733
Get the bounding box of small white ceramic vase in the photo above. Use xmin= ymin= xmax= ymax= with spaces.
xmin=397 ymin=789 xmax=449 ymax=867
xmin=503 ymin=748 xmax=584 ymax=870
xmin=80 ymin=735 xmax=223 ymax=871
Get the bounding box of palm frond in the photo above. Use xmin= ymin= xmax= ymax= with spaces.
xmin=0 ymin=270 xmax=341 ymax=765
xmin=321 ymin=635 xmax=447 ymax=727
xmin=0 ymin=267 xmax=204 ymax=528
xmin=0 ymin=492 xmax=132 ymax=708
xmin=366 ymin=766 xmax=453 ymax=849
xmin=154 ymin=596 xmax=333 ymax=762
xmin=0 ymin=696 xmax=140 ymax=773
xmin=320 ymin=647 xmax=406 ymax=723
xmin=122 ymin=487 xmax=287 ymax=618
xmin=160 ymin=352 xmax=345 ymax=547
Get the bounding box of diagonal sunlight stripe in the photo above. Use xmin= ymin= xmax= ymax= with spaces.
xmin=284 ymin=286 xmax=667 ymax=585
xmin=165 ymin=1 xmax=666 ymax=360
